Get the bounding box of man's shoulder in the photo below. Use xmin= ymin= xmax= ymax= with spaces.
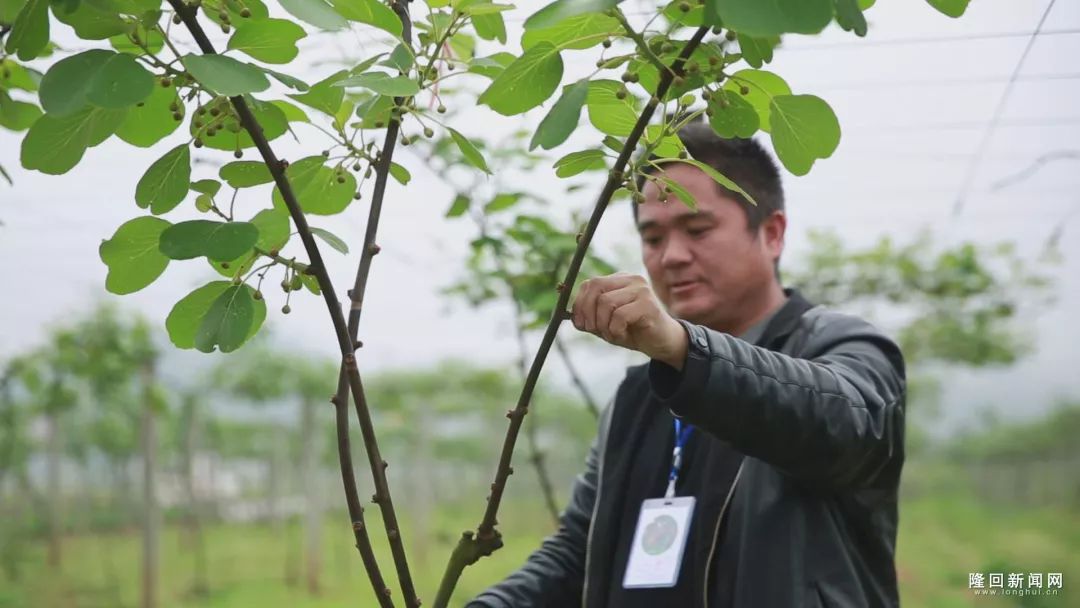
xmin=796 ymin=304 xmax=905 ymax=368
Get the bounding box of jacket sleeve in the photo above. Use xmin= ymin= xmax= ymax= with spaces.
xmin=649 ymin=313 xmax=905 ymax=489
xmin=466 ymin=400 xmax=613 ymax=608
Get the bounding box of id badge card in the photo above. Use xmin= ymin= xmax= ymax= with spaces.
xmin=622 ymin=496 xmax=696 ymax=588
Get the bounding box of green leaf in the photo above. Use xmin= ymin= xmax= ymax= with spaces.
xmin=39 ymin=49 xmax=113 ymax=117
xmin=135 ymin=145 xmax=191 ymax=215
xmin=159 ymin=220 xmax=260 ymax=261
xmin=182 ymin=54 xmax=270 ymax=96
xmin=168 ymin=282 xmax=265 ymax=349
xmin=0 ymin=59 xmax=42 ymax=92
xmin=193 ymin=96 xmax=287 ymax=151
xmin=278 ymin=0 xmax=348 ymax=30
xmin=477 ymin=42 xmax=563 ymax=116
xmin=713 ymin=0 xmax=833 ymax=36
xmin=99 ymin=216 xmax=171 ymax=294
xmin=310 ymin=226 xmax=349 ymax=254
xmin=52 ymin=0 xmax=127 ymax=40
xmin=768 ymin=94 xmax=840 ymax=176
xmin=724 ymin=69 xmax=790 ymax=132
xmin=586 ymin=79 xmax=637 ymax=137
xmin=530 ymin=79 xmax=588 ymax=150
xmin=643 ymin=124 xmax=685 ymax=158
xmin=656 ymin=175 xmax=697 ymax=210
xmin=523 ymin=0 xmax=621 ymax=30
xmin=448 ymin=128 xmax=491 ymax=174
xmin=191 ymin=179 xmax=221 ymax=196
xmin=484 ymin=192 xmax=522 ymax=213
xmin=271 ymin=99 xmax=309 ymax=122
xmin=195 ymin=284 xmax=259 ymax=353
xmin=660 ymin=0 xmax=705 ymax=25
xmin=115 ymin=83 xmax=184 ymax=147
xmin=522 ymin=12 xmax=619 ymax=51
xmin=383 ymin=43 xmax=414 ymax=72
xmin=205 ymin=0 xmax=270 ymax=26
xmin=86 ymin=52 xmax=154 ymax=108
xmin=288 ymin=70 xmax=347 ymax=116
xmin=737 ymin=33 xmax=779 ymax=68
xmin=0 ymin=91 xmax=41 ymax=130
xmin=332 ymin=0 xmax=402 ymax=36
xmin=661 ymin=157 xmax=757 ymax=204
xmin=4 ymin=0 xmax=48 ymax=60
xmin=271 ymin=156 xmax=356 ymax=215
xmin=833 ymin=0 xmax=867 ymax=36
xmin=472 ymin=12 xmax=507 ymax=43
xmin=445 ymin=193 xmax=470 ymax=217
xmin=0 ymin=0 xmax=28 ymax=24
xmin=388 ymin=162 xmax=410 ymax=185
xmin=20 ymin=106 xmax=128 ymax=175
xmin=220 ymin=160 xmax=273 ymax=188
xmin=553 ymin=149 xmax=605 ymax=178
xmin=109 ymin=24 xmax=164 ymax=55
xmin=707 ymin=91 xmax=759 ymax=138
xmin=262 ymin=69 xmax=310 ymax=91
xmin=335 ymin=71 xmax=420 ymax=96
xmin=925 ymin=0 xmax=968 ymax=18
xmin=210 ymin=208 xmax=290 ymax=276
xmin=227 ymin=18 xmax=307 ymax=64
xmin=467 ymin=52 xmax=515 ymax=80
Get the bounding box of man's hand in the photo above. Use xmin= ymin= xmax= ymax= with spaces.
xmin=570 ymin=273 xmax=689 ymax=370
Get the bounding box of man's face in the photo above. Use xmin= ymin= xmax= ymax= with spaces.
xmin=637 ymin=163 xmax=784 ymax=329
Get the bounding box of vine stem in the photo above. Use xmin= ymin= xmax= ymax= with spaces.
xmin=431 ymin=25 xmax=712 ymax=608
xmin=164 ymin=1 xmax=402 ymax=606
xmin=329 ymin=0 xmax=422 ymax=605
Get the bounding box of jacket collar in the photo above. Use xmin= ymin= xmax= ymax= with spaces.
xmin=758 ymin=288 xmax=815 ymax=350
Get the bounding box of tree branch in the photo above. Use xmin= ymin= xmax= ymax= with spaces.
xmin=432 ymin=25 xmax=712 ymax=608
xmin=164 ymin=2 xmax=396 ymax=606
xmin=553 ymin=335 xmax=600 ymax=419
xmin=328 ymin=0 xmax=421 ymax=604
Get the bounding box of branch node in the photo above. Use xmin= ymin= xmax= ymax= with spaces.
xmin=556 ymin=282 xmax=566 ymax=293
xmin=354 ymin=339 xmax=364 ymax=351
xmin=371 ymin=493 xmax=381 ymax=504
xmin=344 ymin=353 xmax=358 ymax=370
xmin=352 ymin=520 xmax=365 ymax=531
xmin=388 ymin=529 xmax=400 ymax=540
xmin=369 ymin=244 xmax=382 ymax=256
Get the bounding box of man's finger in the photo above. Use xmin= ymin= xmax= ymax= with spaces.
xmin=609 ymin=298 xmax=652 ymax=344
xmin=594 ymin=286 xmax=639 ymax=342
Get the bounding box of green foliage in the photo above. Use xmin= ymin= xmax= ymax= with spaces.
xmin=99 ymin=216 xmax=172 ymax=295
xmin=530 ymin=79 xmax=588 ymax=150
xmin=714 ymin=0 xmax=833 ymax=36
xmin=158 ymin=219 xmax=259 ymax=262
xmin=270 ymin=156 xmax=357 ymax=215
xmin=227 ymin=18 xmax=307 ymax=64
xmin=478 ymin=42 xmax=563 ymax=115
xmin=789 ymin=231 xmax=1054 ymax=367
xmin=167 ymin=281 xmax=265 ymax=351
xmin=768 ymin=94 xmax=840 ymax=175
xmin=135 ymin=144 xmax=191 ymax=214
xmin=182 ymin=54 xmax=271 ymax=96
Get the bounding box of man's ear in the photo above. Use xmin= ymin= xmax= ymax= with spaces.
xmin=761 ymin=211 xmax=786 ymax=261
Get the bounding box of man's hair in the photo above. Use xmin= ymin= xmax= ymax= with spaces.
xmin=633 ymin=120 xmax=785 ymax=231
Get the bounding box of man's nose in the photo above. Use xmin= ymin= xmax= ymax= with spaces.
xmin=660 ymin=235 xmax=692 ymax=267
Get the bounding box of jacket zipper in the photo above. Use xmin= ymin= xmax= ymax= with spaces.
xmin=703 ymin=460 xmax=745 ymax=608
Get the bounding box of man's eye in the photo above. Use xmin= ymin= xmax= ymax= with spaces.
xmin=642 ymin=235 xmax=662 ymax=246
xmin=687 ymin=226 xmax=709 ymax=237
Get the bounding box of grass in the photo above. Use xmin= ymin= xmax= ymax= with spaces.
xmin=3 ymin=489 xmax=1077 ymax=608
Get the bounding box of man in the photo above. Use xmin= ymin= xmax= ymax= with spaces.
xmin=468 ymin=122 xmax=906 ymax=607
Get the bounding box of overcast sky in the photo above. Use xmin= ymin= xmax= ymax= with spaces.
xmin=1 ymin=0 xmax=1078 ymax=436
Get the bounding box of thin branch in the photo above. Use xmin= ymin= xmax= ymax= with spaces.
xmin=553 ymin=335 xmax=600 ymax=419
xmin=329 ymin=0 xmax=421 ymax=605
xmin=990 ymin=150 xmax=1080 ymax=191
xmin=163 ymin=2 xmax=396 ymax=606
xmin=432 ymin=24 xmax=712 ymax=608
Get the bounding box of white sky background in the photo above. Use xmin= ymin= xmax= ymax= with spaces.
xmin=1 ymin=0 xmax=1078 ymax=436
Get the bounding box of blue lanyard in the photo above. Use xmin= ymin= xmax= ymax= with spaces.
xmin=664 ymin=419 xmax=694 ymax=498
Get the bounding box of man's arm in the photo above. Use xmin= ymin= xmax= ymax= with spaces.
xmin=649 ymin=314 xmax=905 ymax=489
xmin=467 ymin=401 xmax=612 ymax=608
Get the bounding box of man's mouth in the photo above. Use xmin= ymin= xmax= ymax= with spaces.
xmin=669 ymin=280 xmax=701 ymax=296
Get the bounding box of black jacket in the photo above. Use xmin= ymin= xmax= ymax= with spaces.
xmin=469 ymin=292 xmax=907 ymax=608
